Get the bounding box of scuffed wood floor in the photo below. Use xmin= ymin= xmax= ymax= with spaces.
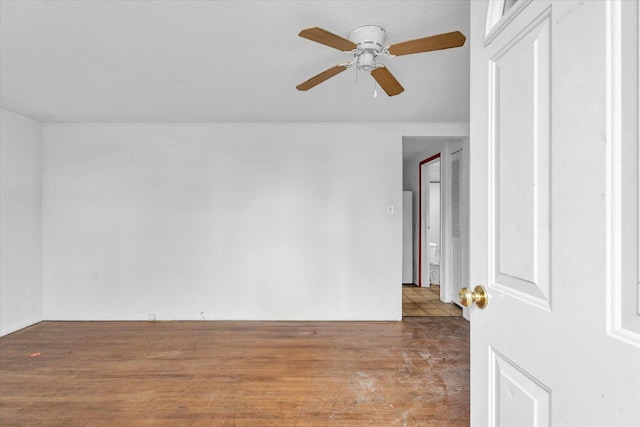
xmin=0 ymin=319 xmax=469 ymax=426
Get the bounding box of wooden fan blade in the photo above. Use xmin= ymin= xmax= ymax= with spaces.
xmin=371 ymin=66 xmax=404 ymax=97
xmin=296 ymin=64 xmax=348 ymax=91
xmin=299 ymin=27 xmax=357 ymax=52
xmin=387 ymin=31 xmax=466 ymax=56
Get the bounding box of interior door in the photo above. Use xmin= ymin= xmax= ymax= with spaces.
xmin=449 ymin=149 xmax=464 ymax=305
xmin=468 ymin=1 xmax=640 ymax=425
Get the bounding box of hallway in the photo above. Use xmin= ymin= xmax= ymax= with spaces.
xmin=402 ymin=285 xmax=463 ymax=317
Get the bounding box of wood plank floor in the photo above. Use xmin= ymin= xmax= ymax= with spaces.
xmin=0 ymin=319 xmax=469 ymax=426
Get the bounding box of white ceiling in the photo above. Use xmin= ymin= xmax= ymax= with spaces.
xmin=0 ymin=0 xmax=470 ymax=123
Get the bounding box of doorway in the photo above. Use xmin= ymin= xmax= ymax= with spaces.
xmin=419 ymin=154 xmax=441 ymax=288
xmin=402 ymin=137 xmax=469 ymax=316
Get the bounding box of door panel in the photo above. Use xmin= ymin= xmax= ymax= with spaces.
xmin=490 ymin=348 xmax=550 ymax=427
xmin=492 ymin=11 xmax=551 ymax=308
xmin=470 ymin=1 xmax=640 ymax=425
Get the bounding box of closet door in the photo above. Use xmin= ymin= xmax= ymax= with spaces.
xmin=449 ymin=149 xmax=463 ymax=304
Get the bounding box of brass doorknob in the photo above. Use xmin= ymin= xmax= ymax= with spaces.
xmin=459 ymin=285 xmax=488 ymax=309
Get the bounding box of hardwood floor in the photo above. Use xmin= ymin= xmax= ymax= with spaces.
xmin=0 ymin=319 xmax=469 ymax=426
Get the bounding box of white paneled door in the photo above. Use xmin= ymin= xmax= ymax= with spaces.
xmin=450 ymin=149 xmax=464 ymax=304
xmin=469 ymin=1 xmax=640 ymax=425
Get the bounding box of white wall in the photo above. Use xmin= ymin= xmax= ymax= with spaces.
xmin=0 ymin=108 xmax=43 ymax=336
xmin=42 ymin=123 xmax=467 ymax=321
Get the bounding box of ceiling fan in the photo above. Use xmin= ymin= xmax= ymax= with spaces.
xmin=296 ymin=25 xmax=466 ymax=96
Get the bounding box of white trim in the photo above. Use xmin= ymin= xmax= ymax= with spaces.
xmin=605 ymin=0 xmax=640 ymax=348
xmin=420 ymin=157 xmax=439 ymax=288
xmin=485 ymin=0 xmax=534 ymax=45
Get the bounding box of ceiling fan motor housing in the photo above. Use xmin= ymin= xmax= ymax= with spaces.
xmin=348 ymin=25 xmax=386 ymax=71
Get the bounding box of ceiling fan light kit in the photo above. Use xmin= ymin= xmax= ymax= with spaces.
xmin=296 ymin=25 xmax=466 ymax=97
xmin=348 ymin=25 xmax=386 ymax=72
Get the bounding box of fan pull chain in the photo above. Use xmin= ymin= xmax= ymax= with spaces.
xmin=373 ymin=79 xmax=378 ymax=98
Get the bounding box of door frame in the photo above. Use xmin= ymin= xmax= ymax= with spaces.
xmin=418 ymin=153 xmax=441 ymax=287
